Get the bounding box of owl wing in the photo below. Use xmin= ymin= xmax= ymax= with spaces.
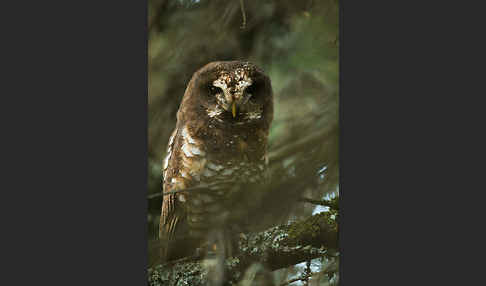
xmin=160 ymin=128 xmax=180 ymax=240
xmin=159 ymin=125 xmax=208 ymax=239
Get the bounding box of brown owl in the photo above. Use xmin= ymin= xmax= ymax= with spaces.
xmin=159 ymin=61 xmax=273 ymax=261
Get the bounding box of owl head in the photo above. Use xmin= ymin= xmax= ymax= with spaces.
xmin=180 ymin=61 xmax=273 ymax=126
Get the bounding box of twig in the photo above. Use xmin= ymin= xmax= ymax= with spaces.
xmin=279 ymin=276 xmax=304 ymax=286
xmin=268 ymin=127 xmax=335 ymax=164
xmin=147 ymin=192 xmax=163 ymax=200
xmin=278 ymin=270 xmax=318 ymax=286
xmin=147 ymin=188 xmax=200 ymax=199
xmin=278 ymin=260 xmax=338 ymax=286
xmin=147 ymin=188 xmax=213 ymax=199
xmin=239 ymin=0 xmax=246 ymax=29
xmin=148 ymin=180 xmax=235 ymax=199
xmin=298 ymin=197 xmax=338 ymax=210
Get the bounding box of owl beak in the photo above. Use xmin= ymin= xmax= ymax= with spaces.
xmin=231 ymin=102 xmax=237 ymax=118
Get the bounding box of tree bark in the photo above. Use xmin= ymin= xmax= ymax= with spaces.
xmin=148 ymin=211 xmax=338 ymax=286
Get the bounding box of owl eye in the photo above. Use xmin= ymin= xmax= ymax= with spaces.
xmin=208 ymin=86 xmax=222 ymax=96
xmin=246 ymin=85 xmax=258 ymax=101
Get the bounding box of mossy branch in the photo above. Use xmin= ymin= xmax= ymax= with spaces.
xmin=148 ymin=211 xmax=338 ymax=285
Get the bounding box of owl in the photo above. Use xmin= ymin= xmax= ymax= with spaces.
xmin=159 ymin=61 xmax=273 ymax=261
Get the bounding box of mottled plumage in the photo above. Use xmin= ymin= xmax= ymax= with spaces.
xmin=159 ymin=61 xmax=273 ymax=260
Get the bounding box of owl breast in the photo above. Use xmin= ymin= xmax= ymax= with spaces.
xmin=163 ymin=124 xmax=267 ymax=236
xmin=185 ymin=158 xmax=266 ymax=236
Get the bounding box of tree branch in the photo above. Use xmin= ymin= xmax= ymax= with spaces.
xmin=148 ymin=211 xmax=338 ymax=285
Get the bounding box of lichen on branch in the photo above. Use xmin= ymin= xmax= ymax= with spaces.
xmin=148 ymin=211 xmax=338 ymax=285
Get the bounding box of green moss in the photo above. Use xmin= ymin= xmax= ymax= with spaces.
xmin=284 ymin=211 xmax=338 ymax=248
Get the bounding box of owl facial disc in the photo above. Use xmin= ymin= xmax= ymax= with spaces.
xmin=213 ymin=69 xmax=253 ymax=117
